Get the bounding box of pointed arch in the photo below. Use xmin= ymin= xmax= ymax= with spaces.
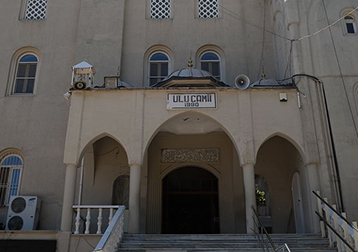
xmin=160 ymin=163 xmax=221 ymax=180
xmin=142 ymin=111 xmax=242 ymax=165
xmin=255 ymin=132 xmax=306 ymax=164
xmin=255 ymin=134 xmax=305 ymax=233
xmin=78 ymin=132 xmax=128 ymax=165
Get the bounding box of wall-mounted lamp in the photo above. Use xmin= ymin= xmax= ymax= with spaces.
xmin=279 ymin=92 xmax=287 ymax=102
xmin=63 ymin=91 xmax=72 ymax=100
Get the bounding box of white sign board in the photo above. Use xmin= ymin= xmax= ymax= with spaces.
xmin=167 ymin=93 xmax=217 ymax=109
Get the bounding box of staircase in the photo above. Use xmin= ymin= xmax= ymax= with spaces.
xmin=118 ymin=234 xmax=337 ymax=252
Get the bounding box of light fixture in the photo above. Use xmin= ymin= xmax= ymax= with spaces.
xmin=63 ymin=91 xmax=72 ymax=100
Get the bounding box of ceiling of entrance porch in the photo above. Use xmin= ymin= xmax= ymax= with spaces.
xmin=159 ymin=115 xmax=223 ymax=135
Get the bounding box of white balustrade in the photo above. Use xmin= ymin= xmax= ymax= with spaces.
xmin=94 ymin=206 xmax=126 ymax=252
xmin=315 ymin=191 xmax=358 ymax=252
xmin=72 ymin=205 xmax=120 ymax=235
xmin=353 ymin=222 xmax=358 ymax=251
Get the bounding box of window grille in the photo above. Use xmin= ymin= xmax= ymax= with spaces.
xmin=25 ymin=0 xmax=48 ymax=20
xmin=13 ymin=54 xmax=38 ymax=94
xmin=150 ymin=0 xmax=171 ymax=19
xmin=0 ymin=156 xmax=22 ymax=206
xmin=198 ymin=0 xmax=219 ymax=19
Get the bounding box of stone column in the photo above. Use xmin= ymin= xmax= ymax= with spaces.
xmin=243 ymin=163 xmax=257 ymax=234
xmin=129 ymin=163 xmax=141 ymax=233
xmin=60 ymin=163 xmax=78 ymax=232
xmin=306 ymin=163 xmax=321 ymax=233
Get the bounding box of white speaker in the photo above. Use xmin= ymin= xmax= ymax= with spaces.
xmin=6 ymin=196 xmax=41 ymax=231
xmin=234 ymin=74 xmax=250 ymax=90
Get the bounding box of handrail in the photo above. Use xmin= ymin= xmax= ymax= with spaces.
xmin=276 ymin=243 xmax=291 ymax=252
xmin=312 ymin=191 xmax=354 ymax=229
xmin=251 ymin=206 xmax=277 ymax=251
xmin=313 ymin=191 xmax=358 ymax=252
xmin=315 ymin=211 xmax=355 ymax=252
xmin=94 ymin=205 xmax=125 ymax=252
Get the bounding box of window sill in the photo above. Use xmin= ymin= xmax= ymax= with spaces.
xmin=343 ymin=33 xmax=358 ymax=36
xmin=8 ymin=93 xmax=36 ymax=97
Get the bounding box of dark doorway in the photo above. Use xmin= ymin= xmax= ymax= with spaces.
xmin=162 ymin=167 xmax=219 ymax=234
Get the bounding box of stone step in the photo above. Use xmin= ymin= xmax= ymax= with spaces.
xmin=118 ymin=234 xmax=337 ymax=252
xmin=120 ymin=242 xmax=330 ymax=248
xmin=122 ymin=238 xmax=329 ymax=243
xmin=124 ymin=235 xmax=323 ymax=240
xmin=118 ymin=249 xmax=337 ymax=252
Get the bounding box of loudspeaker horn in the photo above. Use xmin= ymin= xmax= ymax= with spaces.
xmin=234 ymin=75 xmax=250 ymax=90
xmin=74 ymin=81 xmax=86 ymax=90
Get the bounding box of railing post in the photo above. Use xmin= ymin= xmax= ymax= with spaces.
xmin=94 ymin=206 xmax=126 ymax=252
xmin=324 ymin=197 xmax=334 ymax=248
xmin=316 ymin=191 xmax=326 ymax=238
xmin=353 ymin=222 xmax=358 ymax=252
xmin=332 ymin=205 xmax=343 ymax=252
xmin=109 ymin=208 xmax=114 ymax=223
xmin=341 ymin=213 xmax=350 ymax=252
xmin=74 ymin=207 xmax=81 ymax=234
xmin=85 ymin=208 xmax=91 ymax=234
xmin=97 ymin=208 xmax=103 ymax=234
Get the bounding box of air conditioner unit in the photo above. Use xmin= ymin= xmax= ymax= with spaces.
xmin=6 ymin=196 xmax=41 ymax=231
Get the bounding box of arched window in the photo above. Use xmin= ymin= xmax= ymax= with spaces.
xmin=13 ymin=54 xmax=38 ymax=94
xmin=0 ymin=155 xmax=23 ymax=206
xmin=200 ymin=52 xmax=221 ymax=79
xmin=149 ymin=52 xmax=169 ymax=86
xmin=344 ymin=15 xmax=357 ymax=34
xmin=112 ymin=175 xmax=129 ymax=209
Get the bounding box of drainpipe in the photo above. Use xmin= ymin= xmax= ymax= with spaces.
xmin=78 ymin=158 xmax=84 ymax=205
xmin=292 ymin=74 xmax=344 ymax=212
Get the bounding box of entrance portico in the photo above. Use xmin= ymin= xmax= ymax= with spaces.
xmin=61 ymin=74 xmax=323 ymax=235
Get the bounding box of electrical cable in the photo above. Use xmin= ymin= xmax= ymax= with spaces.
xmin=291 ymin=73 xmax=345 ymax=212
xmin=297 ymin=6 xmax=358 ymax=41
xmin=258 ymin=0 xmax=267 ymax=80
xmin=95 ymin=147 xmax=119 ymax=157
xmin=321 ymin=0 xmax=358 ymax=140
xmin=219 ymin=5 xmax=292 ymax=41
xmin=284 ymin=40 xmax=294 ymax=79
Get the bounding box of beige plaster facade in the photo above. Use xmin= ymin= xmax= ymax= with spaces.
xmin=0 ymin=0 xmax=357 ymax=251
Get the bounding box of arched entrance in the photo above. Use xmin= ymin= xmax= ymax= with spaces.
xmin=255 ymin=135 xmax=306 ymax=233
xmin=144 ymin=112 xmax=244 ymax=234
xmin=162 ymin=167 xmax=219 ymax=234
